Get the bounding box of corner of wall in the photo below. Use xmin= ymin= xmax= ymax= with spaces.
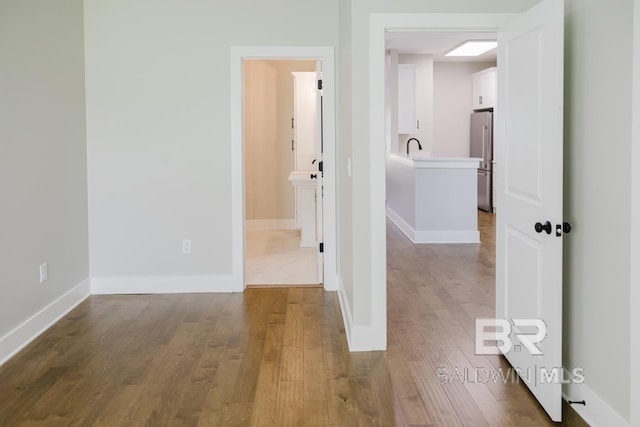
xmin=337 ymin=279 xmax=386 ymax=352
xmin=563 ymin=373 xmax=631 ymax=427
xmin=0 ymin=279 xmax=90 ymax=367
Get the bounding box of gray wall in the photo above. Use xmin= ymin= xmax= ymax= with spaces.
xmin=84 ymin=0 xmax=340 ymax=279
xmin=338 ymin=0 xmax=354 ymax=323
xmin=564 ymin=0 xmax=632 ymax=421
xmin=0 ymin=1 xmax=89 ymax=339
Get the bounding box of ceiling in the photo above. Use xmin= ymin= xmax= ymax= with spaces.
xmin=385 ymin=31 xmax=498 ymax=62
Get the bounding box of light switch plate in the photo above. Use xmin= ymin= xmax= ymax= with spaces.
xmin=39 ymin=262 xmax=48 ymax=283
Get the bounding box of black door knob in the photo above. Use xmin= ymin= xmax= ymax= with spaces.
xmin=310 ymin=174 xmax=317 ymax=179
xmin=535 ymin=221 xmax=552 ymax=234
xmin=563 ymin=222 xmax=572 ymax=234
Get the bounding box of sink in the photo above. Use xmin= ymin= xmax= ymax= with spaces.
xmin=288 ymin=170 xmax=317 ymax=183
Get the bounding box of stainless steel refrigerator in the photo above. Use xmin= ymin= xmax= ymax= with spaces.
xmin=470 ymin=111 xmax=493 ymax=212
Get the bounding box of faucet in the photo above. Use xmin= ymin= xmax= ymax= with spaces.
xmin=407 ymin=138 xmax=422 ymax=155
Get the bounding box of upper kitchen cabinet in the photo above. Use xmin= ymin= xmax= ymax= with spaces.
xmin=472 ymin=67 xmax=497 ymax=110
xmin=398 ymin=64 xmax=418 ymax=134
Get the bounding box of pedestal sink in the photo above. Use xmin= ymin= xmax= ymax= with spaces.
xmin=288 ymin=171 xmax=317 ymax=247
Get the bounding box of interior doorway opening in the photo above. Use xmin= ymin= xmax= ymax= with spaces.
xmin=242 ymin=59 xmax=324 ymax=287
xmin=229 ymin=46 xmax=337 ymax=293
xmin=376 ymin=4 xmax=566 ymax=422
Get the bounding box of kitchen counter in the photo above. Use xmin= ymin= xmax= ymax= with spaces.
xmin=389 ymin=153 xmax=482 ymax=168
xmin=386 ymin=153 xmax=481 ymax=243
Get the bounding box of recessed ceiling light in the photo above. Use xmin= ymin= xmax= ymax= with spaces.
xmin=445 ymin=40 xmax=497 ymax=57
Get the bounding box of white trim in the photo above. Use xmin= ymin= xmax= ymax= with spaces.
xmin=0 ymin=278 xmax=90 ymax=367
xmin=386 ymin=207 xmax=480 ymax=244
xmin=230 ymin=46 xmax=338 ymax=293
xmin=337 ymin=284 xmax=354 ymax=348
xmin=91 ymin=275 xmax=238 ymax=294
xmin=564 ymin=373 xmax=630 ymax=427
xmin=385 ymin=206 xmax=415 ymax=241
xmin=630 ymin=0 xmax=640 ymax=425
xmin=245 ymin=219 xmax=296 ymax=230
xmin=338 ymin=280 xmax=385 ymax=352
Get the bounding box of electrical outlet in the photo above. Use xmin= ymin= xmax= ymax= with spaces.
xmin=182 ymin=239 xmax=192 ymax=254
xmin=39 ymin=262 xmax=48 ymax=283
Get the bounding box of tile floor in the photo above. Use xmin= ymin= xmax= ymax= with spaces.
xmin=245 ymin=228 xmax=320 ymax=286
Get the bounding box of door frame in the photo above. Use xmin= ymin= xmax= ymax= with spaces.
xmin=369 ymin=12 xmax=516 ymax=350
xmin=230 ymin=47 xmax=337 ymax=292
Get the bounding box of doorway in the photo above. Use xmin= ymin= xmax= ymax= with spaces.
xmin=243 ymin=59 xmax=320 ymax=286
xmin=229 ymin=47 xmax=337 ymax=292
xmin=373 ymin=6 xmax=565 ymax=423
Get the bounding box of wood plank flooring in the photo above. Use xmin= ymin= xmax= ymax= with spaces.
xmin=0 ymin=213 xmax=587 ymax=426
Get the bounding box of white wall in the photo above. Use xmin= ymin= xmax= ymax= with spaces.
xmin=84 ymin=0 xmax=339 ymax=290
xmin=244 ymin=61 xmax=315 ymax=223
xmin=0 ymin=0 xmax=89 ymax=363
xmin=433 ymin=61 xmax=496 ymax=157
xmin=244 ymin=61 xmax=285 ymax=221
xmin=563 ymin=0 xmax=632 ymax=423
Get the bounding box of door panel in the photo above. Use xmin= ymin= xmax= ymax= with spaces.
xmin=496 ymin=0 xmax=564 ymax=421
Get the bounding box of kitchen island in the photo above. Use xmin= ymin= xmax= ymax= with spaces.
xmin=386 ymin=153 xmax=481 ymax=243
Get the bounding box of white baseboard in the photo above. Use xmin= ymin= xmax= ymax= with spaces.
xmin=338 ymin=285 xmax=355 ymax=349
xmin=564 ymin=371 xmax=630 ymax=427
xmin=337 ymin=281 xmax=385 ymax=352
xmin=386 ymin=207 xmax=480 ymax=244
xmin=91 ymin=275 xmax=241 ymax=294
xmin=0 ymin=278 xmax=90 ymax=367
xmin=246 ymin=219 xmax=296 ymax=230
xmin=385 ymin=206 xmax=416 ymax=241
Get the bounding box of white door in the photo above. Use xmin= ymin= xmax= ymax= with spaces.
xmin=495 ymin=0 xmax=564 ymax=422
xmin=315 ymin=60 xmax=324 ymax=284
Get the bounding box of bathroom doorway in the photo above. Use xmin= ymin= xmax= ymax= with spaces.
xmin=243 ymin=59 xmax=323 ymax=286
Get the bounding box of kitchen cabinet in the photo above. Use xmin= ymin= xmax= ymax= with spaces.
xmin=397 ymin=64 xmax=418 ymax=134
xmin=472 ymin=67 xmax=497 ymax=110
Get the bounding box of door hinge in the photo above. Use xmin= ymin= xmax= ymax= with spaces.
xmin=318 ymin=79 xmax=323 ymax=90
xmin=319 ymin=242 xmax=324 ymax=253
xmin=318 ymin=160 xmax=323 ymax=172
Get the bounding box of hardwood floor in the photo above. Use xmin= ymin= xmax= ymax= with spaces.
xmin=0 ymin=212 xmax=587 ymax=426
